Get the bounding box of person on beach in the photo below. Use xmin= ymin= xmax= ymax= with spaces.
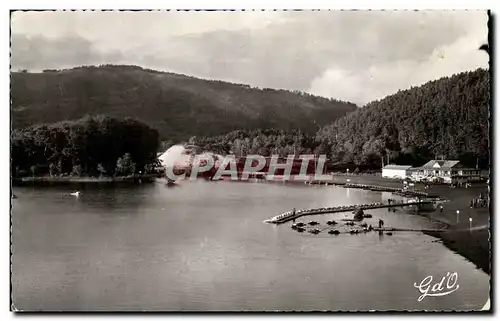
xmin=440 ymin=205 xmax=444 ymax=212
xmin=378 ymin=219 xmax=384 ymax=229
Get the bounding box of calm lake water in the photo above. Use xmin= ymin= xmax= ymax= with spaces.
xmin=11 ymin=180 xmax=489 ymax=311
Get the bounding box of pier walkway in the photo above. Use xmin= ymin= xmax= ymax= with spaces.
xmin=305 ymin=181 xmax=432 ymax=198
xmin=372 ymin=227 xmax=446 ymax=233
xmin=264 ymin=200 xmax=436 ymax=224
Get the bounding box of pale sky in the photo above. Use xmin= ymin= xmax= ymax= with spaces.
xmin=10 ymin=10 xmax=489 ymax=105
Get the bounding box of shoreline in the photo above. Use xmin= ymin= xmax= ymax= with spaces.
xmin=259 ymin=174 xmax=489 ymax=275
xmin=315 ymin=175 xmax=490 ymax=275
xmin=11 ymin=174 xmax=157 ymax=186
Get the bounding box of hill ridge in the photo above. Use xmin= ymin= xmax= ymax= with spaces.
xmin=11 ymin=64 xmax=357 ymax=142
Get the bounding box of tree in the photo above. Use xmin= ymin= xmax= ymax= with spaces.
xmin=72 ymin=164 xmax=82 ymax=177
xmin=97 ymin=163 xmax=106 ymax=177
xmin=49 ymin=163 xmax=60 ymax=177
xmin=115 ymin=153 xmax=136 ymax=176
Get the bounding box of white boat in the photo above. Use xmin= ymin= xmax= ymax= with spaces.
xmin=70 ymin=191 xmax=81 ymax=197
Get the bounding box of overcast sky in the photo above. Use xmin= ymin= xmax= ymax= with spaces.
xmin=11 ymin=10 xmax=488 ymax=105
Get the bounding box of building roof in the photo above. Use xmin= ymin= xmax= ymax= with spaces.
xmin=421 ymin=160 xmax=461 ymax=169
xmin=382 ymin=165 xmax=412 ymax=170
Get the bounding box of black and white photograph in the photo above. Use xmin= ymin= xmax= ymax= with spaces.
xmin=9 ymin=9 xmax=491 ymax=312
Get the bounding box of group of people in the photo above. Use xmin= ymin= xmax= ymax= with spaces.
xmin=386 ymin=198 xmax=400 ymax=204
xmin=471 ymin=193 xmax=488 ymax=208
xmin=450 ymin=182 xmax=473 ymax=188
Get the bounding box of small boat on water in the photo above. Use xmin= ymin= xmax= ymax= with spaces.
xmin=296 ymin=227 xmax=306 ymax=233
xmin=327 ymin=220 xmax=337 ymax=225
xmin=309 ymin=229 xmax=321 ymax=234
xmin=70 ymin=191 xmax=81 ymax=197
xmin=328 ymin=230 xmax=340 ymax=235
xmin=295 ymin=222 xmax=306 ymax=227
xmin=363 ymin=214 xmax=373 ymax=218
xmin=11 ymin=194 xmax=17 ymax=199
xmin=308 ymin=221 xmax=319 ymax=226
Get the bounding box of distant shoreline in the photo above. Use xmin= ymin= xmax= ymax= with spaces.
xmin=11 ymin=174 xmax=157 ymax=186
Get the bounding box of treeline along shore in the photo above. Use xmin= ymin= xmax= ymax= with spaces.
xmin=11 ymin=173 xmax=158 ymax=186
xmin=11 ymin=115 xmax=160 ymax=181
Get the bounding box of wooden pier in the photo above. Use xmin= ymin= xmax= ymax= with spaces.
xmin=305 ymin=181 xmax=432 ymax=198
xmin=372 ymin=227 xmax=447 ymax=233
xmin=265 ymin=200 xmax=435 ymax=224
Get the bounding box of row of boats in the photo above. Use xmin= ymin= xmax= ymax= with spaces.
xmin=291 ymin=219 xmax=377 ymax=235
xmin=291 ymin=221 xmax=394 ymax=236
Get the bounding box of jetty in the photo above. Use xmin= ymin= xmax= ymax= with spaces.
xmin=305 ymin=181 xmax=432 ymax=198
xmin=264 ymin=200 xmax=436 ymax=224
xmin=372 ymin=227 xmax=446 ymax=233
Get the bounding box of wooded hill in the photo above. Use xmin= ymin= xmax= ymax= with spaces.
xmin=195 ymin=68 xmax=490 ymax=170
xmin=11 ymin=65 xmax=358 ymax=142
xmin=316 ymin=68 xmax=490 ymax=169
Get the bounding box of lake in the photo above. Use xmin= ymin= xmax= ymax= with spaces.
xmin=11 ymin=180 xmax=489 ymax=311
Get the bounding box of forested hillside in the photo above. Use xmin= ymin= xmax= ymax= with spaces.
xmin=195 ymin=128 xmax=318 ymax=157
xmin=316 ymin=68 xmax=489 ymax=169
xmin=195 ymin=69 xmax=489 ymax=170
xmin=11 ymin=65 xmax=357 ymax=142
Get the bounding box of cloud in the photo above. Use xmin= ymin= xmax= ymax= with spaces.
xmin=10 ymin=33 xmax=124 ymax=71
xmin=10 ymin=10 xmax=489 ymax=104
xmin=308 ymin=15 xmax=489 ymax=104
